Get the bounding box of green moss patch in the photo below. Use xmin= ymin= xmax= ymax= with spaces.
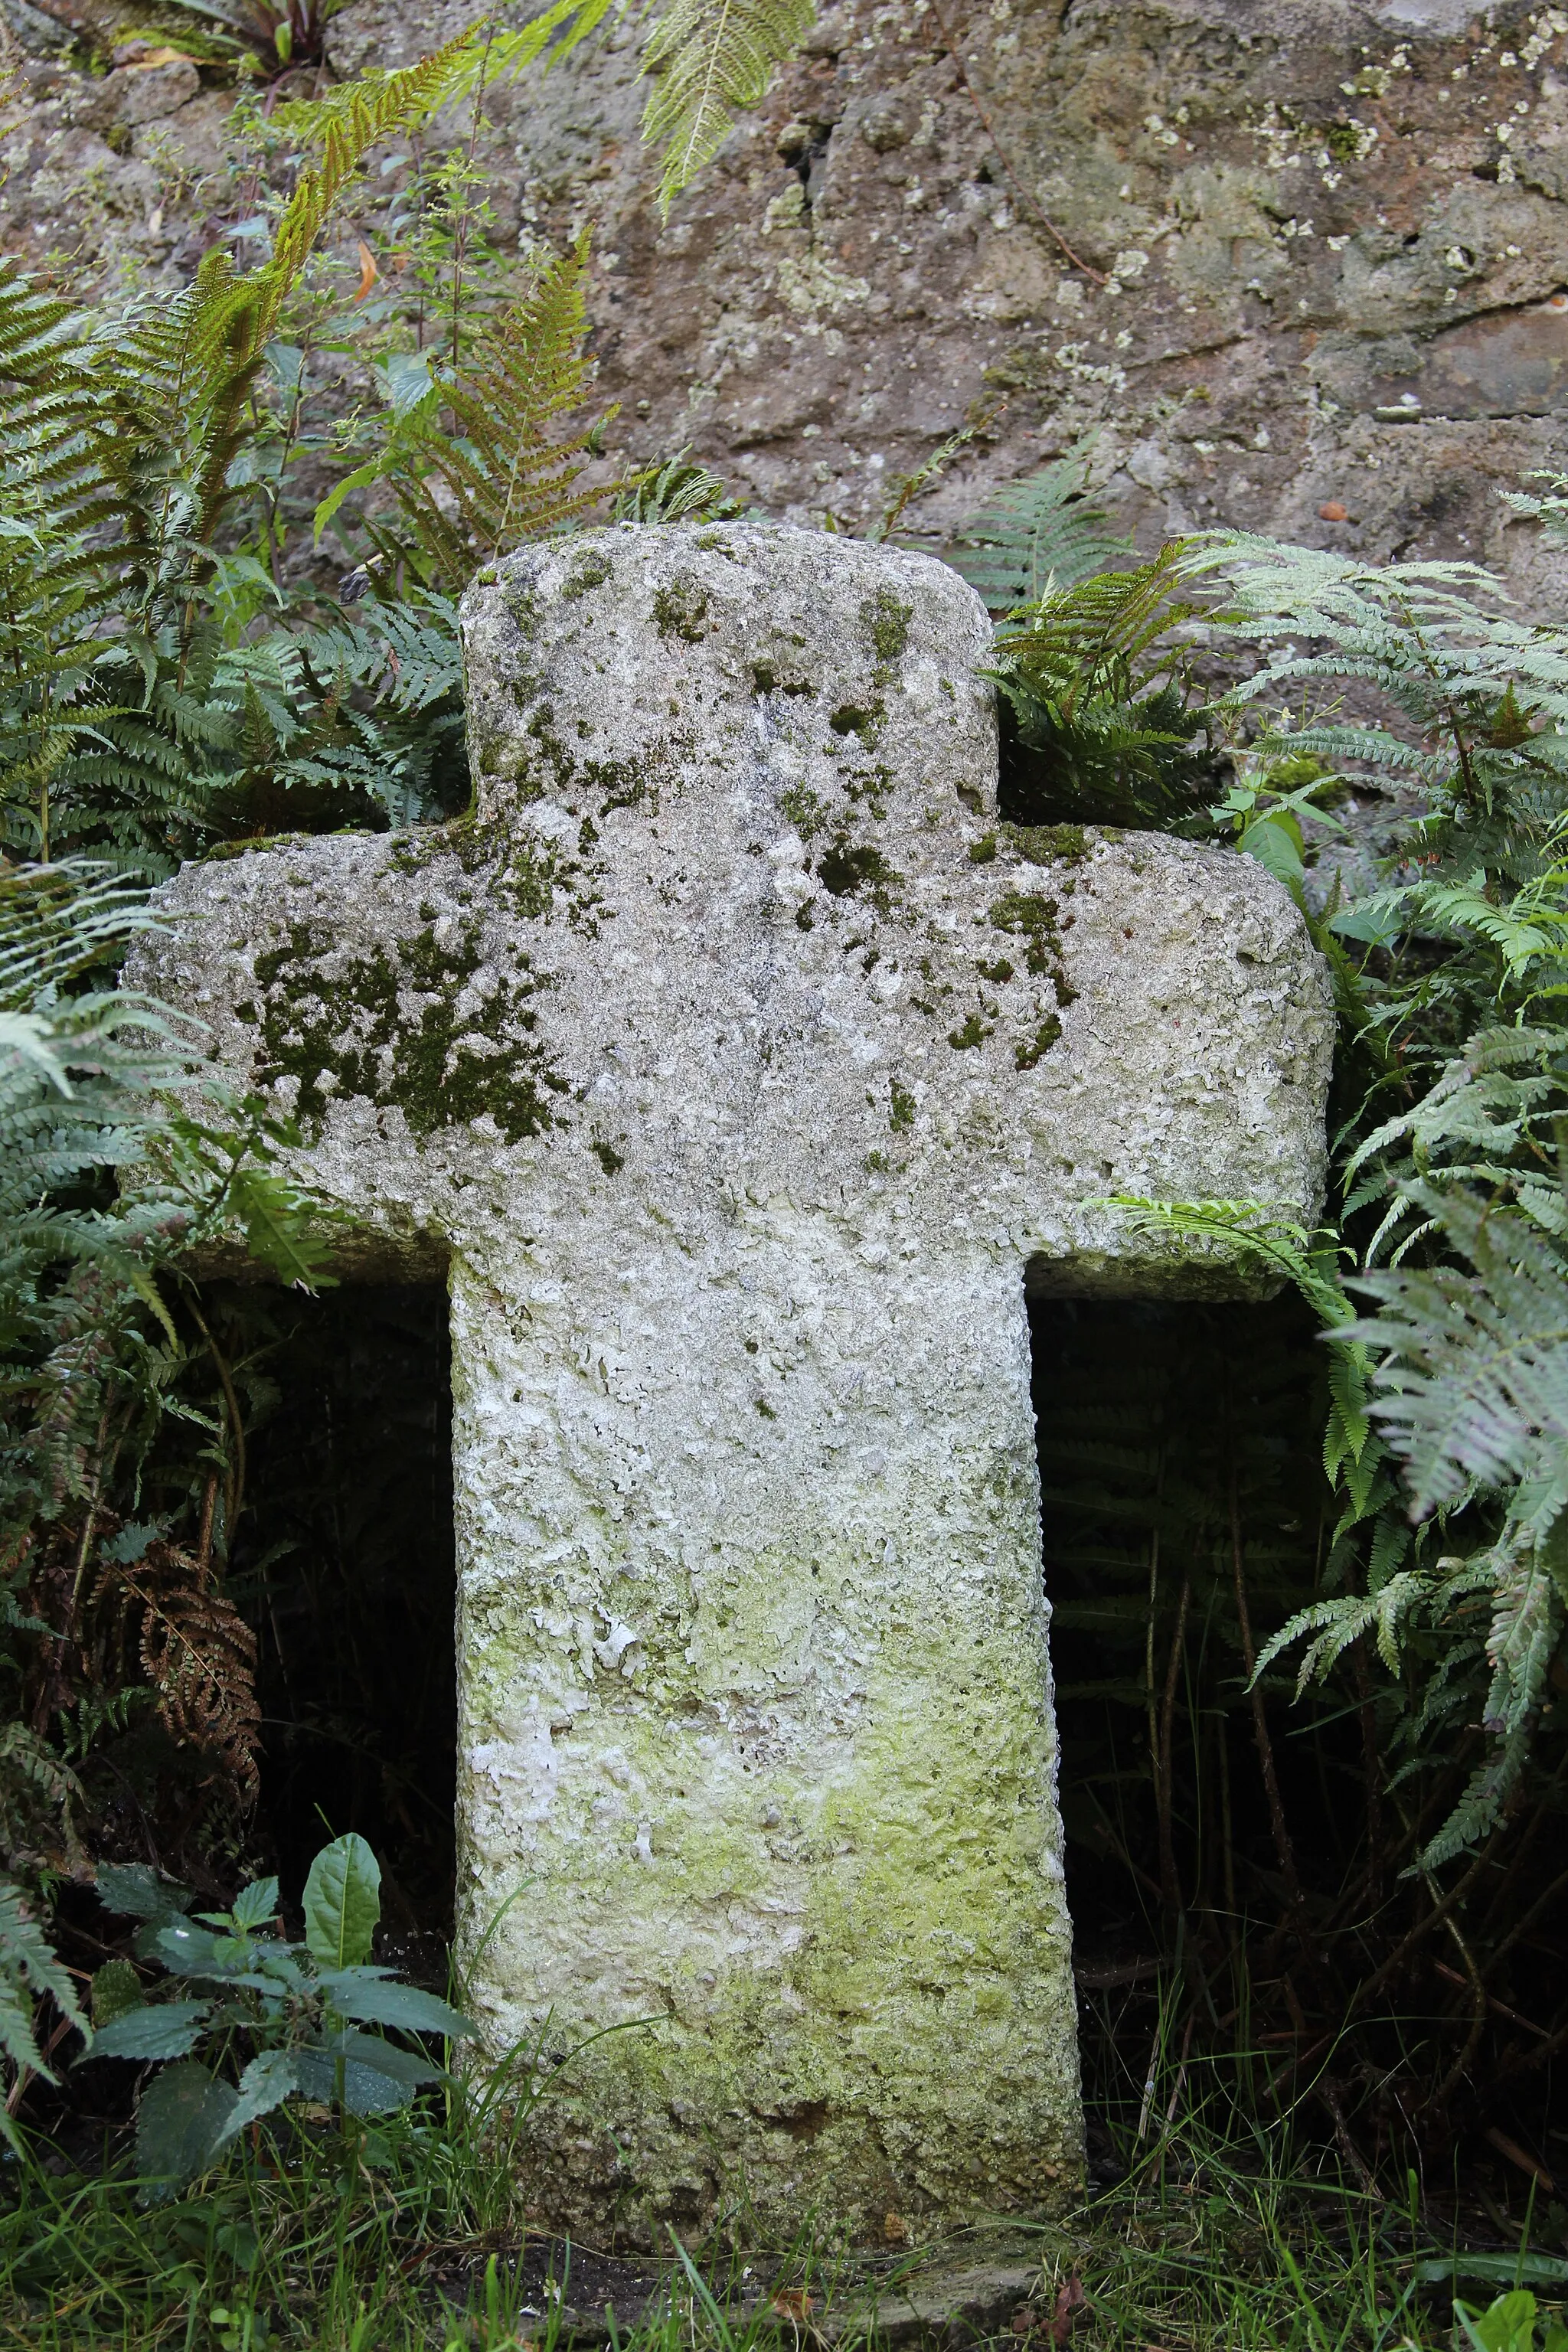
xmin=1017 ymin=1015 xmax=1063 ymax=1069
xmin=247 ymin=914 xmax=567 ymax=1146
xmin=652 ymin=580 xmax=710 ymax=642
xmin=817 ymin=838 xmax=900 ymax=903
xmin=988 ymin=891 xmax=1061 ymax=975
xmin=1005 ymin=822 xmax=1092 ymax=867
xmin=863 ymin=586 xmax=912 ymax=675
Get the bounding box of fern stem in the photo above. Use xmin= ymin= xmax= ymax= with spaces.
xmin=1144 ymin=1494 xmax=1159 ymax=1819
xmin=449 ymin=20 xmax=496 ymax=376
xmin=65 ymin=1404 xmax=112 ymax=1631
xmin=1228 ymin=1459 xmax=1303 ymax=1914
xmin=1352 ymin=1638 xmax=1385 ymax=1910
xmin=188 ymin=1298 xmax=247 ymax=1550
xmin=1430 ymin=1883 xmax=1489 ymax=2112
xmin=1344 ymin=1823 xmax=1501 ymax=2024
xmin=1156 ymin=1575 xmax=1190 ymax=1920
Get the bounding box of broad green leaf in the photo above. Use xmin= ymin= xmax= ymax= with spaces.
xmin=90 ymin=2001 xmax=211 ymax=2062
xmin=229 ymin=1877 xmax=280 ymax=1931
xmin=302 ymin=1834 xmax=381 ymax=1968
xmin=136 ymin=2061 xmax=238 ymax=2190
xmin=309 ymin=2027 xmax=444 ymax=2087
xmin=96 ymin=1863 xmax=191 ymax=1922
xmin=91 ymin=1959 xmax=145 ymax=2027
xmin=326 ymin=1978 xmax=475 ymax=2039
xmin=212 ymin=2050 xmax=300 ymax=2149
xmin=1239 ymin=810 xmax=1305 ymax=891
xmin=150 ymin=1920 xmax=224 ymax=1975
xmin=295 ymin=2043 xmax=413 ymax=2116
xmin=377 ymin=348 xmax=436 ymax=418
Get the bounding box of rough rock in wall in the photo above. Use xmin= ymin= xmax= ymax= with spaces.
xmin=7 ymin=0 xmax=1568 ymax=594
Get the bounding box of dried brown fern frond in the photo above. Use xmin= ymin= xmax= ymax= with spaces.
xmin=90 ymin=1534 xmax=260 ymax=1805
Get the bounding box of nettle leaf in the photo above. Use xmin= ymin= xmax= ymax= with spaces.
xmin=294 ymin=2030 xmax=432 ymax=2115
xmin=136 ymin=2060 xmax=238 ymax=2191
xmin=326 ymin=1978 xmax=475 ymax=2039
xmin=311 ymin=2027 xmax=445 ymax=2087
xmin=302 ymin=1834 xmax=381 ymax=1968
xmin=96 ymin=1862 xmax=193 ymax=1922
xmin=91 ymin=1958 xmax=145 ymax=2028
xmin=229 ymin=1877 xmax=280 ymax=1932
xmin=89 ymin=1999 xmax=210 ymax=2062
xmin=149 ymin=1919 xmax=225 ymax=1975
xmin=213 ymin=2049 xmax=300 ymax=2148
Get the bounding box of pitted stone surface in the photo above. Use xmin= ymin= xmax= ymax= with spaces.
xmin=131 ymin=521 xmax=1332 ymax=2241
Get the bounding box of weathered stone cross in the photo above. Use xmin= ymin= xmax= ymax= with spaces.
xmin=137 ymin=521 xmax=1331 ymax=2242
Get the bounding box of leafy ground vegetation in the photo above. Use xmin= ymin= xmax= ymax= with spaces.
xmin=2 ymin=7 xmax=1568 ymax=2344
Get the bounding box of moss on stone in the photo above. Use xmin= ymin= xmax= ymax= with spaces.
xmin=652 ymin=580 xmax=710 ymax=642
xmin=562 ymin=550 xmax=612 ymax=600
xmin=863 ymin=586 xmax=912 ymax=675
xmin=779 ymin=784 xmax=829 ymax=838
xmin=523 ymin=707 xmax=655 ymax=823
xmin=988 ymin=892 xmax=1075 ymax=1064
xmin=988 ymin=891 xmax=1060 ymax=974
xmin=250 ymin=912 xmax=567 ymax=1145
xmin=828 ymin=702 xmax=884 ymax=745
xmin=1004 ymin=822 xmax=1091 ymax=866
xmin=817 ymin=838 xmax=899 ymax=903
xmin=1016 ymin=1016 xmax=1063 ymax=1068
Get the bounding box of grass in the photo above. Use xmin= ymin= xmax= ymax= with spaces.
xmin=5 ymin=2014 xmax=1565 ymax=2352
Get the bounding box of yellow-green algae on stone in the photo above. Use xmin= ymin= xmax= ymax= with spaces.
xmin=128 ymin=521 xmax=1334 ymax=2244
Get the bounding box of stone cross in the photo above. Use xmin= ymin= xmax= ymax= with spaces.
xmin=135 ymin=521 xmax=1333 ymax=2243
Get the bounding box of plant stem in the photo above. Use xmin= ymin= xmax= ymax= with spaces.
xmin=1229 ymin=1458 xmax=1302 ymax=1913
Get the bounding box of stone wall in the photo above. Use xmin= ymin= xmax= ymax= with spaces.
xmin=7 ymin=0 xmax=1568 ymax=593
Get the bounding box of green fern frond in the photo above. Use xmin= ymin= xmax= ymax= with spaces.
xmin=1348 ymin=1185 xmax=1568 ymax=1528
xmin=261 ymin=30 xmax=485 ymax=336
xmin=985 ymin=549 xmax=1223 ymax=828
xmin=642 ymin=0 xmax=815 ymax=214
xmin=0 ymin=1874 xmax=83 ymax=2094
xmin=947 ymin=453 xmax=1135 ymax=611
xmin=364 ymin=235 xmax=603 ymax=590
xmin=614 ymin=448 xmax=743 ymax=524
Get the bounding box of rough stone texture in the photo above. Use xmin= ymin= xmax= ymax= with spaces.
xmin=129 ymin=521 xmax=1331 ymax=2242
xmin=325 ymin=0 xmax=1568 ymax=589
xmin=8 ymin=3 xmax=1568 ymax=590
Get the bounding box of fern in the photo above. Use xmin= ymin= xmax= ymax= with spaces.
xmin=946 ymin=452 xmax=1135 ymax=612
xmin=328 ymin=236 xmax=604 ymax=594
xmin=1213 ymin=535 xmax=1568 ymax=885
xmin=90 ymin=1531 xmax=262 ymax=1802
xmin=614 ymin=448 xmax=743 ymax=523
xmin=1348 ymin=1187 xmax=1568 ymax=1527
xmin=985 ymin=545 xmax=1224 ymax=829
xmin=0 ymin=1873 xmax=83 ymax=2105
xmin=641 ymin=0 xmax=815 ymax=214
